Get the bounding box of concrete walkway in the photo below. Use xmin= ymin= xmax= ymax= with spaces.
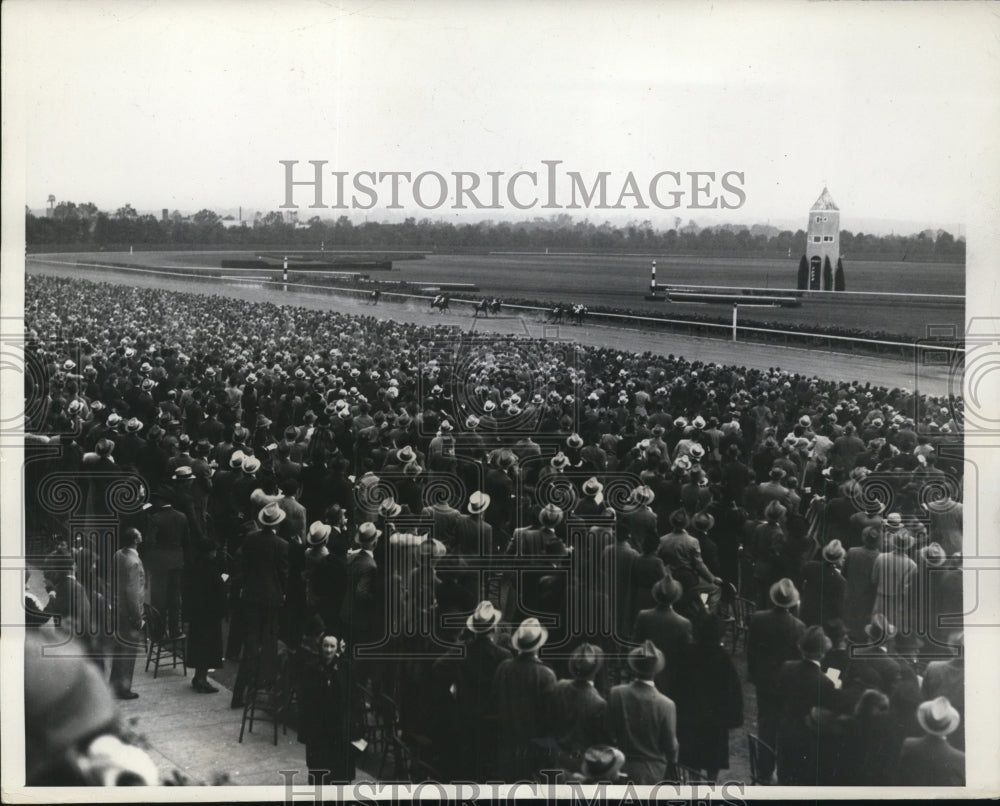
xmin=116 ymin=658 xmax=376 ymax=786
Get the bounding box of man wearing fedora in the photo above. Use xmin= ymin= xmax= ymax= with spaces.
xmin=603 ymin=512 xmax=641 ymax=641
xmin=843 ymin=526 xmax=883 ymax=640
xmin=623 ymin=485 xmax=659 ymax=555
xmin=631 ymin=576 xmax=692 ymax=695
xmin=747 ymin=577 xmax=806 ymax=782
xmin=339 ymin=522 xmax=382 ymax=655
xmin=547 ymin=642 xmax=610 ymax=766
xmin=492 ymin=617 xmax=558 ymax=781
xmin=231 ymin=502 xmax=289 ymax=708
xmin=504 ymin=503 xmax=567 ymax=620
xmin=485 ymin=449 xmax=518 ymax=536
xmin=872 ymin=525 xmax=917 ymax=632
xmin=142 ymin=490 xmax=191 ymax=640
xmin=895 ymin=697 xmax=965 ymax=785
xmin=433 ymin=601 xmax=511 ymax=781
xmin=799 ymin=538 xmax=847 ymax=627
xmin=774 ymin=625 xmax=839 ymax=785
xmin=607 ymin=640 xmax=678 ymax=784
xmin=566 ymin=745 xmax=627 ymax=785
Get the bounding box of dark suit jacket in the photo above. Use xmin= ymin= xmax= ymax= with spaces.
xmin=549 ymin=679 xmax=609 ymax=752
xmin=895 ymin=735 xmax=965 ymax=786
xmin=142 ymin=505 xmax=190 ymax=573
xmin=632 ymin=605 xmax=693 ymax=692
xmin=775 ymin=659 xmax=839 ymax=784
xmin=603 ymin=541 xmax=639 ymax=638
xmin=433 ymin=635 xmax=512 ymax=722
xmin=492 ymin=653 xmax=558 ymax=743
xmin=623 ymin=506 xmax=659 ymax=553
xmin=799 ymin=560 xmax=846 ymax=627
xmin=339 ymin=549 xmax=380 ymax=641
xmin=747 ymin=608 xmax=806 ymax=694
xmin=453 ymin=513 xmax=492 ymax=557
xmin=240 ymin=526 xmax=289 ymax=607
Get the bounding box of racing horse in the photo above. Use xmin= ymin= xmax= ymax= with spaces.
xmin=571 ymin=304 xmax=588 ymax=324
xmin=368 ymin=289 xmax=381 ymax=306
xmin=430 ymin=294 xmax=451 ymax=312
xmin=489 ymin=298 xmax=503 ymax=315
xmin=474 ymin=298 xmax=491 ymax=318
xmin=548 ymin=304 xmax=565 ymax=323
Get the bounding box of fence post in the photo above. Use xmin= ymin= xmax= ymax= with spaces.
xmin=732 ymin=303 xmax=738 ymax=343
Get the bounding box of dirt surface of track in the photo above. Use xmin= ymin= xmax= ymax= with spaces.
xmin=26 ymin=257 xmax=959 ymax=398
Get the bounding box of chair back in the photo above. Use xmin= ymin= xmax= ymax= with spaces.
xmin=747 ymin=732 xmax=776 ymax=785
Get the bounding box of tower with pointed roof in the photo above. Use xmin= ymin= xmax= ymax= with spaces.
xmin=804 ymin=187 xmax=840 ymax=290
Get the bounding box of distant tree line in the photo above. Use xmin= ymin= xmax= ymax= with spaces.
xmin=26 ymin=203 xmax=966 ymax=261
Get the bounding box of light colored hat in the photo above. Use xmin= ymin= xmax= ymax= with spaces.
xmin=627 ymin=640 xmax=665 ymax=677
xmin=466 ymin=414 xmax=481 ymax=429
xmin=229 ymin=450 xmax=246 ymax=469
xmin=258 ymin=502 xmax=286 ymax=527
xmin=632 ymin=485 xmax=655 ymax=506
xmin=466 ymin=600 xmax=502 ymax=634
xmin=538 ymin=503 xmax=564 ymax=528
xmin=171 ymin=466 xmax=193 ymax=480
xmin=125 ymin=417 xmax=143 ymax=433
xmin=307 ymin=521 xmax=332 ymax=546
xmin=692 ymin=415 xmax=706 ymax=429
xmin=822 ymin=539 xmax=846 ymax=563
xmin=467 ymin=491 xmax=491 ymax=515
xmin=241 ymin=456 xmax=261 ymax=474
xmin=396 ymin=446 xmax=417 ymax=464
xmin=550 ymin=452 xmax=570 ymax=470
xmin=356 ymin=522 xmax=381 ymax=545
xmin=439 ymin=420 xmax=454 ymax=433
xmin=865 ymin=613 xmax=897 ymax=642
xmin=511 ymin=617 xmax=549 ymax=652
xmin=483 ymin=400 xmax=497 ymax=412
xmin=566 ymin=433 xmax=584 ymax=449
xmin=892 ymin=529 xmax=915 ymax=552
xmin=770 ymin=578 xmax=800 ymax=608
xmin=582 ymin=477 xmax=603 ymax=497
xmin=885 ymin=512 xmax=903 ymax=528
xmin=580 ymin=745 xmax=626 ymax=783
xmin=920 ymin=542 xmax=947 ymax=567
xmin=379 ymin=498 xmax=402 ymax=518
xmin=567 ymin=642 xmax=604 ymax=679
xmin=799 ymin=415 xmax=812 ymax=427
xmin=917 ymin=697 xmax=961 ymax=737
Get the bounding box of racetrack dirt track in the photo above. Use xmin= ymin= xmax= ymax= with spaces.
xmin=27 ymin=255 xmax=961 ymax=399
xmin=36 ymin=249 xmax=964 ymax=339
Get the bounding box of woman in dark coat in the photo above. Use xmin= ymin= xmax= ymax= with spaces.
xmin=297 ymin=633 xmax=366 ymax=783
xmin=184 ymin=539 xmax=227 ymax=692
xmin=669 ymin=614 xmax=743 ymax=781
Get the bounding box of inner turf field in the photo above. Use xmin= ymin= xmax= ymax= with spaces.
xmin=41 ymin=250 xmax=964 ymax=340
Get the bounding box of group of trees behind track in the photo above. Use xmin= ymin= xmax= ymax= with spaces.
xmin=27 ymin=204 xmax=965 ymax=262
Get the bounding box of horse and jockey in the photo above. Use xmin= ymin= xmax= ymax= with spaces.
xmin=549 ymin=303 xmax=587 ymax=324
xmin=474 ymin=297 xmax=503 ymax=318
xmin=368 ymin=288 xmax=381 ymax=306
xmin=430 ymin=293 xmax=451 ymax=312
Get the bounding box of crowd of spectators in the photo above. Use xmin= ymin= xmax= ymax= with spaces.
xmin=23 ymin=273 xmax=966 ymax=787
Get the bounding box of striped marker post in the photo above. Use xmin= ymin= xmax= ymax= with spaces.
xmin=650 ymin=260 xmax=657 ymax=297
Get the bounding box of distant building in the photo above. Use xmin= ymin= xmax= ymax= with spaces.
xmin=804 ymin=187 xmax=840 ymax=290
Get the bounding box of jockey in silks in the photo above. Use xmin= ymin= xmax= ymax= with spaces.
xmin=370 ymin=289 xmax=381 ymax=305
xmin=474 ymin=298 xmax=490 ymax=318
xmin=549 ymin=304 xmax=564 ymax=323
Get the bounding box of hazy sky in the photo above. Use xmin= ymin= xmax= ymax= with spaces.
xmin=6 ymin=0 xmax=1000 ymax=233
